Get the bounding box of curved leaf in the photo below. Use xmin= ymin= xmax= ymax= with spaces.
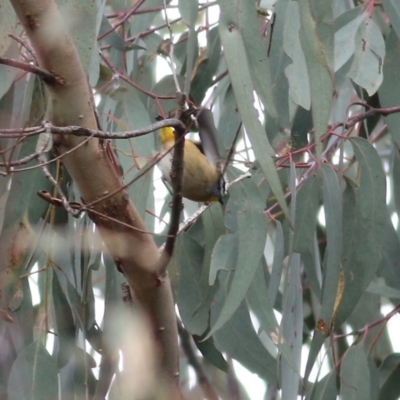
xmin=8 ymin=341 xmax=58 ymax=400
xmin=340 ymin=343 xmax=370 ymax=400
xmin=336 ymin=138 xmax=387 ymax=326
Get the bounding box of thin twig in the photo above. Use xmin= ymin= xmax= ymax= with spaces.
xmin=177 ymin=320 xmax=219 ymax=400
xmin=97 ymin=0 xmax=146 ymax=40
xmin=0 ymin=118 xmax=185 ymax=139
xmin=36 ymin=129 xmax=80 ymax=217
xmin=8 ymin=33 xmax=38 ymax=63
xmin=0 ymin=56 xmax=55 ymax=83
xmin=157 ymin=96 xmax=187 ymax=274
xmin=163 ymin=0 xmax=181 ymax=93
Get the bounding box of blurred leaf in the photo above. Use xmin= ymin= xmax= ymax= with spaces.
xmin=382 ymin=0 xmax=400 ymax=41
xmin=73 ymin=347 xmax=97 ymax=398
xmin=366 ymin=281 xmax=400 ymax=298
xmin=7 ymin=341 xmax=58 ymax=400
xmin=376 ymin=219 xmax=400 ymax=291
xmin=52 ymin=271 xmax=76 ymax=368
xmin=178 ymin=0 xmax=198 ymax=27
xmin=96 ymin=255 xmax=120 ymax=400
xmin=379 ymin=29 xmax=400 ymax=147
xmin=57 ymin=0 xmax=99 ymax=85
xmin=7 ymin=278 xmax=33 ymax=353
xmin=340 ymin=342 xmax=370 ymax=400
xmin=99 ymin=15 xmax=145 ymax=51
xmin=0 ymin=1 xmax=17 ymax=57
xmin=0 ymin=42 xmax=19 ymax=101
xmin=0 ymin=328 xmax=17 ymax=399
xmin=392 ymin=144 xmax=400 ymax=214
xmin=129 ymin=0 xmax=161 ymax=37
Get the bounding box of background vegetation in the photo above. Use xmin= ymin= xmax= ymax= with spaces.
xmin=1 ymin=0 xmax=400 ymax=399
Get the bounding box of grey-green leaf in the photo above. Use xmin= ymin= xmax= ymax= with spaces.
xmin=8 ymin=341 xmax=58 ymax=400
xmin=347 ymin=18 xmax=385 ymax=96
xmin=340 ymin=343 xmax=370 ymax=400
xmin=336 ymin=138 xmax=387 ymax=326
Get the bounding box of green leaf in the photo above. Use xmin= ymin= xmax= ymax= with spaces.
xmin=7 ymin=341 xmax=58 ymax=400
xmin=219 ymin=0 xmax=278 ymax=119
xmin=147 ymin=74 xmax=185 ymax=119
xmin=298 ymin=0 xmax=334 ymax=158
xmin=57 ymin=0 xmax=99 ymax=86
xmin=334 ymin=8 xmax=366 ymax=71
xmin=247 ymin=259 xmax=299 ymax=374
xmin=376 ymin=219 xmax=400 ymax=291
xmin=336 ymin=138 xmax=387 ymax=326
xmin=340 ymin=343 xmax=370 ymax=400
xmin=207 ymin=185 xmax=268 ymax=337
xmin=308 ymin=370 xmax=338 ymax=400
xmin=378 ymin=29 xmax=400 ymax=147
xmin=176 ymin=234 xmax=209 ymax=335
xmin=267 ymin=0 xmax=291 ymax=130
xmin=318 ymin=164 xmax=342 ymax=326
xmin=293 ymin=171 xmax=321 ymax=254
xmin=284 ymin=1 xmax=311 ymax=110
xmin=212 ymin=272 xmax=278 ymax=384
xmin=347 ymin=18 xmax=385 ymax=96
xmin=209 ymin=233 xmax=238 ymax=285
xmin=52 ymin=271 xmax=76 ymax=368
xmin=382 ymin=0 xmax=400 ymax=41
xmin=190 ymin=27 xmax=221 ymax=104
xmin=202 ymin=203 xmax=225 ymax=284
xmin=218 ymin=1 xmax=289 ymax=219
xmin=280 ymin=254 xmax=303 ymax=399
xmin=268 ymin=221 xmax=284 ymax=306
xmin=378 ymin=353 xmax=400 ymax=399
xmin=193 ymin=335 xmax=229 ymax=372
xmin=0 ymin=0 xmax=17 ymax=57
xmin=366 ymin=281 xmax=400 ymax=299
xmin=178 ymin=0 xmax=198 ymax=27
xmin=302 ymin=237 xmax=323 ymax=301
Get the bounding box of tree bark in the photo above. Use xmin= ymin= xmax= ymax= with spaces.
xmin=8 ymin=0 xmax=179 ymax=390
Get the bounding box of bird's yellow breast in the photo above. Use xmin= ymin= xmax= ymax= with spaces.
xmin=159 ymin=127 xmax=221 ymax=202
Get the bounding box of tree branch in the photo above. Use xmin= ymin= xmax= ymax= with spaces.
xmin=8 ymin=0 xmax=180 ymax=392
xmin=0 ymin=56 xmax=55 ymax=83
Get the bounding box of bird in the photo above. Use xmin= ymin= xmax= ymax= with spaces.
xmin=157 ymin=108 xmax=225 ymax=204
